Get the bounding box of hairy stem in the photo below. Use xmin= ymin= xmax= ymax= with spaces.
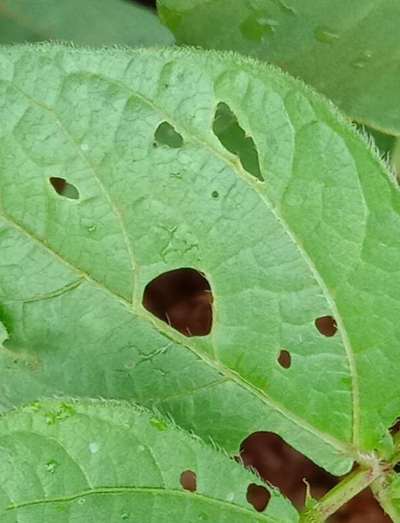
xmin=300 ymin=461 xmax=382 ymax=522
xmin=371 ymin=473 xmax=399 ymax=522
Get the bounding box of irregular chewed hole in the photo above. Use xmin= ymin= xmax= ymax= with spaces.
xmin=315 ymin=315 xmax=337 ymax=337
xmin=239 ymin=432 xmax=337 ymax=508
xmin=142 ymin=268 xmax=213 ymax=337
xmin=212 ymin=102 xmax=263 ymax=181
xmin=241 ymin=433 xmax=391 ymax=519
xmin=277 ymin=349 xmax=291 ymax=369
xmin=246 ymin=483 xmax=270 ymax=512
xmin=180 ymin=470 xmax=197 ymax=492
xmin=154 ymin=121 xmax=183 ymax=148
xmin=49 ymin=177 xmax=80 ymax=200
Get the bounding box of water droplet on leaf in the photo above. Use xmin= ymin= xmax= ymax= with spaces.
xmin=89 ymin=442 xmax=99 ymax=454
xmin=226 ymin=492 xmax=235 ymax=502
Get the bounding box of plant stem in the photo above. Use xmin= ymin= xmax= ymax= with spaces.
xmin=300 ymin=462 xmax=382 ymax=522
xmin=371 ymin=473 xmax=399 ymax=522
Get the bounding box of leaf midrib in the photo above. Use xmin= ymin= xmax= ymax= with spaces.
xmin=6 ymin=485 xmax=274 ymax=521
xmin=0 ymin=68 xmax=356 ymax=459
xmin=0 ymin=207 xmax=353 ymax=458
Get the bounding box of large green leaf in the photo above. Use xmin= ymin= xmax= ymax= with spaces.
xmin=0 ymin=0 xmax=173 ymax=46
xmin=158 ymin=0 xmax=400 ymax=135
xmin=1 ymin=45 xmax=400 ymax=477
xmin=0 ymin=399 xmax=298 ymax=522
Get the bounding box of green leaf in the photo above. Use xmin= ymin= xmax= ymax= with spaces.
xmin=0 ymin=44 xmax=400 ymax=477
xmin=158 ymin=0 xmax=400 ymax=135
xmin=0 ymin=399 xmax=298 ymax=522
xmin=0 ymin=0 xmax=174 ymax=47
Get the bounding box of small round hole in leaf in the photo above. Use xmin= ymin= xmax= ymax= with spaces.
xmin=180 ymin=470 xmax=197 ymax=492
xmin=49 ymin=177 xmax=79 ymax=200
xmin=246 ymin=483 xmax=270 ymax=512
xmin=142 ymin=268 xmax=213 ymax=337
xmin=315 ymin=316 xmax=337 ymax=337
xmin=277 ymin=349 xmax=291 ymax=369
xmin=154 ymin=121 xmax=183 ymax=148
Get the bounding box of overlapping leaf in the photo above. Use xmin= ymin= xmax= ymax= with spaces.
xmin=0 ymin=0 xmax=173 ymax=46
xmin=158 ymin=0 xmax=400 ymax=135
xmin=0 ymin=399 xmax=297 ymax=522
xmin=1 ymin=45 xmax=400 ymax=477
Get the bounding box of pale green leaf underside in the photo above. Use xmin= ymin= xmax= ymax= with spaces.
xmin=0 ymin=0 xmax=174 ymax=47
xmin=0 ymin=399 xmax=298 ymax=522
xmin=158 ymin=0 xmax=400 ymax=135
xmin=0 ymin=46 xmax=400 ymax=475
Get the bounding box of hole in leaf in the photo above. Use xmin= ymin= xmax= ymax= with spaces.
xmin=239 ymin=433 xmax=392 ymax=520
xmin=49 ymin=177 xmax=80 ymax=200
xmin=239 ymin=432 xmax=337 ymax=508
xmin=246 ymin=483 xmax=270 ymax=512
xmin=142 ymin=268 xmax=213 ymax=337
xmin=315 ymin=316 xmax=337 ymax=337
xmin=180 ymin=470 xmax=197 ymax=492
xmin=212 ymin=101 xmax=263 ymax=181
xmin=154 ymin=121 xmax=183 ymax=148
xmin=395 ymin=463 xmax=400 ymax=473
xmin=277 ymin=349 xmax=291 ymax=369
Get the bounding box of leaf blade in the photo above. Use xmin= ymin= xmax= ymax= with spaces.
xmin=0 ymin=0 xmax=174 ymax=47
xmin=0 ymin=399 xmax=298 ymax=522
xmin=158 ymin=0 xmax=400 ymax=135
xmin=0 ymin=45 xmax=399 ymax=475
